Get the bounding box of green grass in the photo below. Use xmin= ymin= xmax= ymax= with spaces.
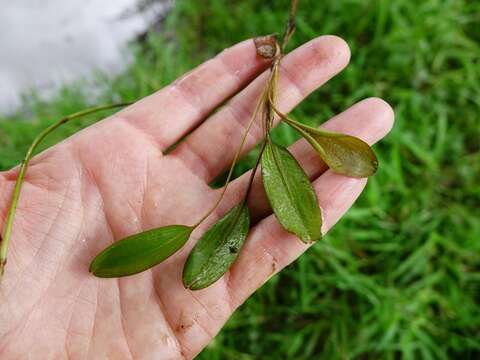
xmin=1 ymin=0 xmax=479 ymax=358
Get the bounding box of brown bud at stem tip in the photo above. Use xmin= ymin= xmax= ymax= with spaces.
xmin=254 ymin=35 xmax=278 ymax=59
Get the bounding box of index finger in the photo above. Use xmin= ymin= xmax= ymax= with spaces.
xmin=117 ymin=39 xmax=271 ymax=152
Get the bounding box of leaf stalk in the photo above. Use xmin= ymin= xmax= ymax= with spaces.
xmin=0 ymin=102 xmax=132 ymax=280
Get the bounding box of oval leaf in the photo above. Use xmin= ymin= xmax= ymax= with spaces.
xmin=90 ymin=225 xmax=193 ymax=278
xmin=288 ymin=121 xmax=378 ymax=178
xmin=261 ymin=141 xmax=322 ymax=243
xmin=309 ymin=130 xmax=377 ymax=177
xmin=183 ymin=203 xmax=250 ymax=290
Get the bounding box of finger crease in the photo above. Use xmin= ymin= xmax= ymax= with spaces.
xmin=279 ymin=62 xmax=308 ymax=98
xmin=227 ymin=100 xmax=263 ymax=145
xmin=175 ymin=140 xmax=214 ymax=181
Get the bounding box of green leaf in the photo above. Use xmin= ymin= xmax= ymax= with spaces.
xmin=307 ymin=130 xmax=378 ymax=177
xmin=288 ymin=121 xmax=378 ymax=178
xmin=261 ymin=141 xmax=322 ymax=243
xmin=90 ymin=225 xmax=193 ymax=278
xmin=183 ymin=203 xmax=250 ymax=290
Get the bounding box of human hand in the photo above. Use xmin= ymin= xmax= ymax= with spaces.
xmin=0 ymin=36 xmax=393 ymax=359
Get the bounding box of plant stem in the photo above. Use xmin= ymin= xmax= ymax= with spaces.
xmin=243 ymin=140 xmax=267 ymax=202
xmin=264 ymin=0 xmax=297 ymax=136
xmin=266 ymin=59 xmax=281 ymax=134
xmin=282 ymin=0 xmax=299 ymax=51
xmin=268 ymin=96 xmax=328 ymax=138
xmin=0 ymin=102 xmax=132 ymax=279
xmin=270 ymin=102 xmax=347 ymax=139
xmin=277 ymin=112 xmax=329 ymax=159
xmin=239 ymin=0 xmax=300 ymax=210
xmin=191 ymin=87 xmax=268 ymax=228
xmin=268 ymin=96 xmax=298 ymax=124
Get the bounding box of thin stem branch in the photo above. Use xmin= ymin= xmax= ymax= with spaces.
xmin=268 ymin=96 xmax=325 ymax=137
xmin=268 ymin=96 xmax=329 ymax=156
xmin=282 ymin=0 xmax=299 ymax=51
xmin=0 ymin=102 xmax=132 ymax=279
xmin=191 ymin=88 xmax=268 ymax=228
xmin=267 ymin=59 xmax=281 ymax=133
xmin=270 ymin=102 xmax=342 ymax=138
xmin=268 ymin=95 xmax=296 ymax=124
xmin=243 ymin=140 xmax=267 ymax=202
xmin=192 ymin=0 xmax=299 ymax=228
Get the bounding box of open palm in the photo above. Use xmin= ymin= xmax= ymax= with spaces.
xmin=0 ymin=36 xmax=393 ymax=359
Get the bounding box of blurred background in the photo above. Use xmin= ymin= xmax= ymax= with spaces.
xmin=0 ymin=0 xmax=479 ymax=358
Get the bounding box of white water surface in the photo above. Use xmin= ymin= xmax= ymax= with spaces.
xmin=0 ymin=0 xmax=170 ymax=113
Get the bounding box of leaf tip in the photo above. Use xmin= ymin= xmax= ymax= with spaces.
xmin=182 ymin=277 xmax=200 ymax=291
xmin=182 ymin=277 xmax=191 ymax=289
xmin=299 ymin=232 xmax=322 ymax=244
xmin=88 ymin=260 xmax=104 ymax=277
xmin=182 ymin=267 xmax=205 ymax=291
xmin=88 ymin=259 xmax=97 ymax=273
xmin=183 ymin=280 xmax=206 ymax=291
